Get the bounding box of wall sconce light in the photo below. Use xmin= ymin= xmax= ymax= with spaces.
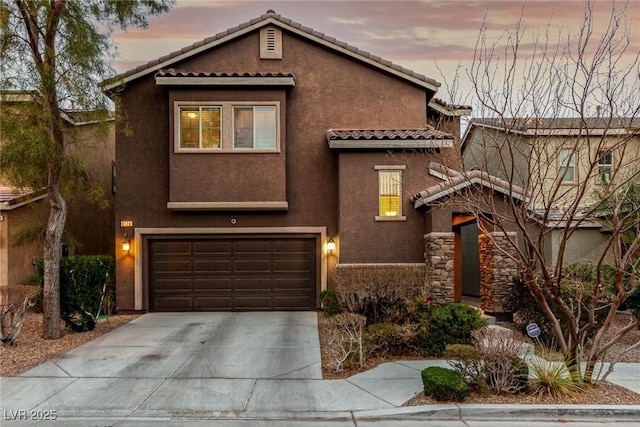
xmin=326 ymin=237 xmax=336 ymax=253
xmin=122 ymin=233 xmax=131 ymax=252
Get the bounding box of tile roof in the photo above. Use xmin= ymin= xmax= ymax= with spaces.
xmin=103 ymin=10 xmax=440 ymax=92
xmin=327 ymin=128 xmax=452 ymax=141
xmin=0 ymin=187 xmax=47 ymax=208
xmin=412 ymin=162 xmax=529 ymax=208
xmin=155 ymin=70 xmax=295 ymax=79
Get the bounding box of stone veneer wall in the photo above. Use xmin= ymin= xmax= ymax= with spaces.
xmin=424 ymin=232 xmax=455 ymax=302
xmin=478 ymin=232 xmax=518 ymax=314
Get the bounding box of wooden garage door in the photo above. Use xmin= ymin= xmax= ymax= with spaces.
xmin=149 ymin=236 xmax=317 ymax=311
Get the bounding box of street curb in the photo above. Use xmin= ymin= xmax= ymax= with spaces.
xmin=354 ymin=404 xmax=640 ymax=421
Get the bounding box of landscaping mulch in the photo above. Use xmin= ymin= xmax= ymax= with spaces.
xmin=0 ymin=311 xmax=140 ymax=377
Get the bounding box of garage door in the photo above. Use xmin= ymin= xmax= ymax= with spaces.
xmin=149 ymin=236 xmax=317 ymax=311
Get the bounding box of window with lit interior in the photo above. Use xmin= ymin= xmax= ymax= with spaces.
xmin=378 ymin=169 xmax=402 ymax=217
xmin=179 ymin=106 xmax=221 ymax=149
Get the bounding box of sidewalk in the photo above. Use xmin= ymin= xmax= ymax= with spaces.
xmin=1 ymin=312 xmax=639 ymax=425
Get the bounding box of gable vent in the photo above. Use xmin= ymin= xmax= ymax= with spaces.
xmin=260 ymin=26 xmax=282 ymax=59
xmin=266 ymin=28 xmax=276 ymax=51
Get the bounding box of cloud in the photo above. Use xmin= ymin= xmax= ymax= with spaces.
xmin=110 ymin=0 xmax=640 ymax=84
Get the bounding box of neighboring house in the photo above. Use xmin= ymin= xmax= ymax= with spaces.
xmin=0 ymin=91 xmax=115 ymax=290
xmin=104 ymin=10 xmax=529 ymax=315
xmin=461 ymin=117 xmax=640 ymax=267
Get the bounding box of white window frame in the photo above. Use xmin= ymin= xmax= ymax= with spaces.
xmin=173 ymin=101 xmax=280 ymax=153
xmin=375 ymin=165 xmax=406 ymax=221
xmin=232 ymin=105 xmax=277 ymax=150
xmin=559 ymin=149 xmax=576 ymax=184
xmin=597 ymin=149 xmax=613 ymax=185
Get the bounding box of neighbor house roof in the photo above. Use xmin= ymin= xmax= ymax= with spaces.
xmin=0 ymin=187 xmax=47 ymax=211
xmin=428 ymin=98 xmax=472 ymax=117
xmin=412 ymin=161 xmax=529 ymax=208
xmin=464 ymin=117 xmax=640 ymax=139
xmin=102 ymin=10 xmax=440 ymax=93
xmin=326 ymin=128 xmax=454 ymax=149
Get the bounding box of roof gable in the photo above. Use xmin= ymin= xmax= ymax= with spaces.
xmin=102 ymin=10 xmax=440 ymax=93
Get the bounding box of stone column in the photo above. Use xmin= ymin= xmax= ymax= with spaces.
xmin=424 ymin=232 xmax=455 ymax=302
xmin=478 ymin=232 xmax=518 ymax=314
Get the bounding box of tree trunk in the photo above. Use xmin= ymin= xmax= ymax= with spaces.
xmin=42 ymin=183 xmax=66 ymax=339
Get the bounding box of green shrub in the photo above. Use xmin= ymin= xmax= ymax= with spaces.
xmin=513 ymin=263 xmax=613 ymax=347
xmin=31 ymin=256 xmax=115 ymax=332
xmin=421 ymin=366 xmax=469 ymax=402
xmin=445 ymin=344 xmax=486 ymax=389
xmin=319 ymin=289 xmax=341 ymax=316
xmin=417 ymin=303 xmax=487 ymax=356
xmin=365 ymin=322 xmax=416 ymax=355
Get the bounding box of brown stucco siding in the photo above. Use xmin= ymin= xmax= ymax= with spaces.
xmin=337 ymin=151 xmax=443 ymax=264
xmin=167 ymin=89 xmax=287 ymax=204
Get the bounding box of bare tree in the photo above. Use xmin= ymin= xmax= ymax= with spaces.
xmin=447 ymin=1 xmax=640 ymax=383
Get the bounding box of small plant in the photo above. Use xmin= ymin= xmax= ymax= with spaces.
xmin=529 ymin=358 xmax=585 ymax=398
xmin=417 ymin=303 xmax=487 ymax=356
xmin=325 ymin=312 xmax=366 ymax=372
xmin=445 ymin=344 xmax=487 ymax=391
xmin=319 ymin=289 xmax=341 ymax=316
xmin=365 ymin=322 xmax=416 ymax=355
xmin=0 ymin=287 xmax=36 ymax=346
xmin=421 ymin=366 xmax=469 ymax=402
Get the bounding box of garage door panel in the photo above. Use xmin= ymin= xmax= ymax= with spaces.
xmin=194 ymin=260 xmax=231 ymax=272
xmin=153 ymin=241 xmax=192 ymax=255
xmin=155 ymin=278 xmax=192 ymax=291
xmin=235 ymin=296 xmax=272 ymax=310
xmin=193 ymin=241 xmax=231 ymax=254
xmin=154 ymin=260 xmax=191 ymax=273
xmin=234 ymin=240 xmax=271 ymax=254
xmin=196 ymin=297 xmax=232 ymax=310
xmin=234 ymin=259 xmax=271 ymax=272
xmin=273 ymin=240 xmax=311 ymax=253
xmin=274 ymin=278 xmax=313 ymax=291
xmin=149 ymin=237 xmax=316 ymax=311
xmin=195 ymin=278 xmax=231 ymax=290
xmin=154 ymin=297 xmax=193 ymax=311
xmin=274 ymin=259 xmax=311 ymax=273
xmin=234 ymin=278 xmax=271 ymax=291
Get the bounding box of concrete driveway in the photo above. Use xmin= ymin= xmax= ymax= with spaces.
xmin=0 ymin=312 xmax=412 ymax=424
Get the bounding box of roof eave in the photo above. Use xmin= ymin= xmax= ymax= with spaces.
xmin=102 ymin=16 xmax=441 ymax=93
xmin=328 ymin=139 xmax=454 ymax=149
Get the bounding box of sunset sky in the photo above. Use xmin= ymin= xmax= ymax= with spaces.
xmin=111 ymin=0 xmax=640 ymax=108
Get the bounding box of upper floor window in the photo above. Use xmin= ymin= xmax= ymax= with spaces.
xmin=375 ymin=166 xmax=406 ymax=221
xmin=179 ymin=106 xmax=221 ymax=149
xmin=597 ymin=150 xmax=613 ymax=184
xmin=233 ymin=106 xmax=276 ymax=149
xmin=559 ymin=149 xmax=576 ymax=183
xmin=174 ymin=102 xmax=280 ymax=153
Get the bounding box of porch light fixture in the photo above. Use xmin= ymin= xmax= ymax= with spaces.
xmin=122 ymin=233 xmax=131 ymax=252
xmin=326 ymin=237 xmax=336 ymax=253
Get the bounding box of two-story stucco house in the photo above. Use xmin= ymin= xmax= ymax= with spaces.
xmin=462 ymin=117 xmax=640 ymax=267
xmin=103 ymin=10 xmax=515 ymax=314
